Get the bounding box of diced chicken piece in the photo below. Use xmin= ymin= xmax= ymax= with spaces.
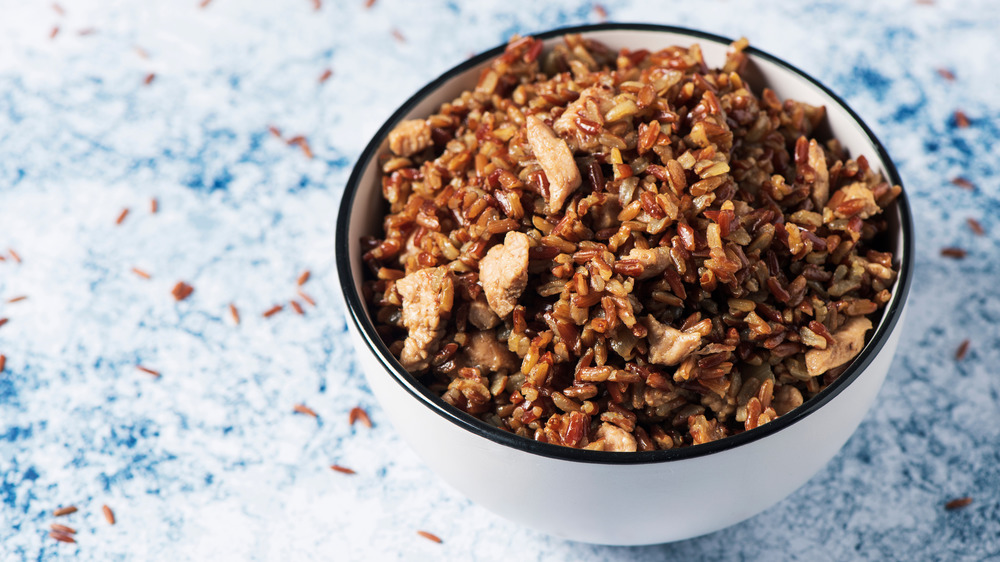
xmin=462 ymin=330 xmax=519 ymax=373
xmin=805 ymin=316 xmax=872 ymax=377
xmin=388 ymin=119 xmax=432 ymax=157
xmin=643 ymin=315 xmax=702 ymax=366
xmin=526 ymin=114 xmax=581 ymax=215
xmin=595 ymin=422 xmax=637 ymax=452
xmin=478 ymin=231 xmax=530 ymax=318
xmin=395 ymin=266 xmax=455 ymax=371
xmin=468 ymin=293 xmax=500 ymax=330
xmin=808 ymin=139 xmax=830 ymax=209
xmin=626 ymin=246 xmax=672 ymax=280
xmin=553 ymin=86 xmax=615 ymax=151
xmin=833 ymin=182 xmax=881 ymax=219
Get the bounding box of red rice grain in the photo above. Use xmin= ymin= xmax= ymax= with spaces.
xmin=7 ymin=296 xmax=27 ymax=303
xmin=0 ymin=354 xmax=6 ymax=373
xmin=417 ymin=531 xmax=442 ymax=544
xmin=263 ymin=304 xmax=283 ymax=318
xmin=297 ymin=270 xmax=311 ymax=286
xmin=52 ymin=3 xmax=65 ymax=15
xmin=102 ymin=504 xmax=116 ymax=525
xmin=290 ymin=300 xmax=304 ymax=315
xmin=293 ymin=404 xmax=318 ymax=418
xmin=268 ymin=125 xmax=282 ymax=139
xmin=364 ymin=0 xmax=376 ymax=7
xmin=137 ymin=365 xmax=161 ymax=377
xmin=349 ymin=407 xmax=372 ymax=428
xmin=593 ymin=4 xmax=608 ymax=21
xmin=297 ymin=290 xmax=316 ymax=307
xmin=330 ymin=464 xmax=356 ymax=475
xmin=312 ymin=0 xmax=322 ymax=10
xmin=953 ymin=110 xmax=970 ymax=128
xmin=171 ymin=281 xmax=194 ymax=301
xmin=143 ymin=73 xmax=156 ymax=85
xmin=151 ymin=198 xmax=158 ymax=213
xmin=200 ymin=0 xmax=213 ymax=7
xmin=116 ymin=208 xmax=129 ymax=225
xmin=49 ymin=531 xmax=75 ymax=544
xmin=287 ymin=136 xmax=314 ymax=159
xmin=391 ymin=28 xmax=406 ymax=43
xmin=229 ymin=303 xmax=240 ymax=324
xmin=50 ymin=523 xmax=76 ymax=534
xmin=8 ymin=249 xmax=21 ymax=263
xmin=955 ymin=339 xmax=970 ymax=361
xmin=53 ymin=506 xmax=78 ymax=517
xmin=936 ymin=68 xmax=956 ymax=81
xmin=940 ymin=247 xmax=967 ymax=259
xmin=951 ymin=177 xmax=974 ymax=190
xmin=0 ymin=318 xmax=9 ymax=330
xmin=967 ymin=218 xmax=984 ymax=236
xmin=50 ymin=26 xmax=60 ymax=39
xmin=319 ymin=68 xmax=333 ymax=83
xmin=945 ymin=497 xmax=972 ymax=510
xmin=131 ymin=267 xmax=151 ymax=279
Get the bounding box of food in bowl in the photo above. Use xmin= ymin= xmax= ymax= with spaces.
xmin=360 ymin=34 xmax=901 ymax=452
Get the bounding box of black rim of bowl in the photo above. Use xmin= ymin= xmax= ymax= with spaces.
xmin=335 ymin=22 xmax=914 ymax=465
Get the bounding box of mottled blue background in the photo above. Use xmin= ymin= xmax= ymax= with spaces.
xmin=1 ymin=1 xmax=997 ymax=560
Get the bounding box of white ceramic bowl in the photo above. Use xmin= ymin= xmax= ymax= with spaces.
xmin=336 ymin=24 xmax=913 ymax=545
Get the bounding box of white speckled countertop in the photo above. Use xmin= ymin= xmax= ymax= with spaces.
xmin=1 ymin=1 xmax=998 ymax=560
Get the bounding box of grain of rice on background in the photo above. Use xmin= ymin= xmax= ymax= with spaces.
xmin=362 ymin=35 xmax=901 ymax=451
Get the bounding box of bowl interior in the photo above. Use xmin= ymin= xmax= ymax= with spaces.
xmin=337 ymin=24 xmax=912 ymax=463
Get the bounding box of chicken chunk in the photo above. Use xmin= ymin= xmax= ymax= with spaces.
xmin=833 ymin=182 xmax=881 ymax=220
xmin=808 ymin=139 xmax=830 ymax=209
xmin=388 ymin=119 xmax=432 ymax=157
xmin=595 ymin=422 xmax=637 ymax=452
xmin=643 ymin=315 xmax=702 ymax=366
xmin=468 ymin=293 xmax=500 ymax=330
xmin=462 ymin=330 xmax=519 ymax=373
xmin=526 ymin=114 xmax=581 ymax=215
xmin=395 ymin=266 xmax=455 ymax=371
xmin=478 ymin=231 xmax=530 ymax=318
xmin=805 ymin=316 xmax=872 ymax=377
xmin=626 ymin=246 xmax=672 ymax=280
xmin=553 ymin=85 xmax=615 ymax=151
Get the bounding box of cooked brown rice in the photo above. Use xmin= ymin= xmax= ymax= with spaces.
xmin=362 ymin=35 xmax=901 ymax=451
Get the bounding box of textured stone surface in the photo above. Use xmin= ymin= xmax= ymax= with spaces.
xmin=1 ymin=1 xmax=997 ymax=559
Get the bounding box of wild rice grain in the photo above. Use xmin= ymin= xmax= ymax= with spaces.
xmin=330 ymin=464 xmax=356 ymax=475
xmin=967 ymin=218 xmax=984 ymax=236
xmin=955 ymin=339 xmax=970 ymax=361
xmin=116 ymin=208 xmax=129 ymax=225
xmin=290 ymin=300 xmax=304 ymax=315
xmin=50 ymin=523 xmax=76 ymax=534
xmin=349 ymin=407 xmax=372 ymax=428
xmin=229 ymin=303 xmax=240 ymax=324
xmin=49 ymin=531 xmax=76 ymax=544
xmin=417 ymin=531 xmax=442 ymax=544
xmin=171 ymin=281 xmax=194 ymax=301
xmin=102 ymin=504 xmax=116 ymax=525
xmin=945 ymin=497 xmax=973 ymax=510
xmin=137 ymin=365 xmax=161 ymax=377
xmin=297 ymin=270 xmax=311 ymax=286
xmin=950 ymin=177 xmax=974 ymax=190
xmin=53 ymin=506 xmax=78 ymax=517
xmin=940 ymin=247 xmax=967 ymax=259
xmin=293 ymin=403 xmax=318 ymax=418
xmin=131 ymin=267 xmax=151 ymax=279
xmin=263 ymin=305 xmax=283 ymax=318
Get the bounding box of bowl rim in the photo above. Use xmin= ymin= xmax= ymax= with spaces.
xmin=335 ymin=22 xmax=914 ymax=465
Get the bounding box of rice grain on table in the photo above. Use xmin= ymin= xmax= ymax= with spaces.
xmin=0 ymin=318 xmax=8 ymax=330
xmin=952 ymin=110 xmax=970 ymax=128
xmin=7 ymin=295 xmax=27 ymax=303
xmin=143 ymin=73 xmax=156 ymax=85
xmin=263 ymin=305 xmax=283 ymax=318
xmin=941 ymin=247 xmax=967 ymax=259
xmin=0 ymin=354 xmax=5 ymax=373
xmin=115 ymin=208 xmax=129 ymax=225
xmin=102 ymin=504 xmax=116 ymax=525
xmin=131 ymin=267 xmax=151 ymax=279
xmin=151 ymin=198 xmax=158 ymax=213
xmin=229 ymin=303 xmax=241 ymax=324
xmin=936 ymin=68 xmax=956 ymax=81
xmin=945 ymin=497 xmax=973 ymax=510
xmin=171 ymin=281 xmax=194 ymax=301
xmin=50 ymin=26 xmax=60 ymax=39
xmin=50 ymin=523 xmax=76 ymax=535
xmin=297 ymin=270 xmax=311 ymax=286
xmin=52 ymin=3 xmax=65 ymax=15
xmin=391 ymin=28 xmax=405 ymax=43
xmin=297 ymin=290 xmax=316 ymax=307
xmin=349 ymin=407 xmax=372 ymax=428
xmin=967 ymin=218 xmax=984 ymax=235
xmin=8 ymin=249 xmax=21 ymax=263
xmin=416 ymin=530 xmax=442 ymax=544
xmin=136 ymin=365 xmax=161 ymax=377
xmin=290 ymin=300 xmax=304 ymax=315
xmin=955 ymin=339 xmax=970 ymax=361
xmin=293 ymin=404 xmax=318 ymax=418
xmin=330 ymin=464 xmax=356 ymax=474
xmin=318 ymin=69 xmax=332 ymax=83
xmin=363 ymin=35 xmax=903 ymax=451
xmin=53 ymin=506 xmax=78 ymax=517
xmin=49 ymin=531 xmax=75 ymax=544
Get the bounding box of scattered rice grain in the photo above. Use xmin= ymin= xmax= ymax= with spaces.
xmin=967 ymin=218 xmax=984 ymax=236
xmin=417 ymin=530 xmax=442 ymax=544
xmin=952 ymin=110 xmax=970 ymax=128
xmin=263 ymin=304 xmax=283 ymax=318
xmin=49 ymin=531 xmax=75 ymax=544
xmin=945 ymin=497 xmax=972 ymax=510
xmin=171 ymin=281 xmax=194 ymax=301
xmin=349 ymin=406 xmax=372 ymax=428
xmin=297 ymin=270 xmax=311 ymax=286
xmin=53 ymin=506 xmax=77 ymax=517
xmin=955 ymin=339 xmax=970 ymax=361
xmin=102 ymin=504 xmax=115 ymax=525
xmin=293 ymin=403 xmax=318 ymax=418
xmin=330 ymin=464 xmax=356 ymax=475
xmin=940 ymin=247 xmax=966 ymax=259
xmin=136 ymin=365 xmax=161 ymax=377
xmin=290 ymin=300 xmax=304 ymax=315
xmin=115 ymin=208 xmax=129 ymax=225
xmin=131 ymin=267 xmax=151 ymax=279
xmin=50 ymin=523 xmax=76 ymax=534
xmin=7 ymin=295 xmax=27 ymax=303
xmin=143 ymin=73 xmax=156 ymax=85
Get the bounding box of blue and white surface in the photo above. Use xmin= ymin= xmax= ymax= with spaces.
xmin=1 ymin=1 xmax=998 ymax=560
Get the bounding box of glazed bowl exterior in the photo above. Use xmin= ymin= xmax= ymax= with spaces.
xmin=336 ymin=24 xmax=913 ymax=545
